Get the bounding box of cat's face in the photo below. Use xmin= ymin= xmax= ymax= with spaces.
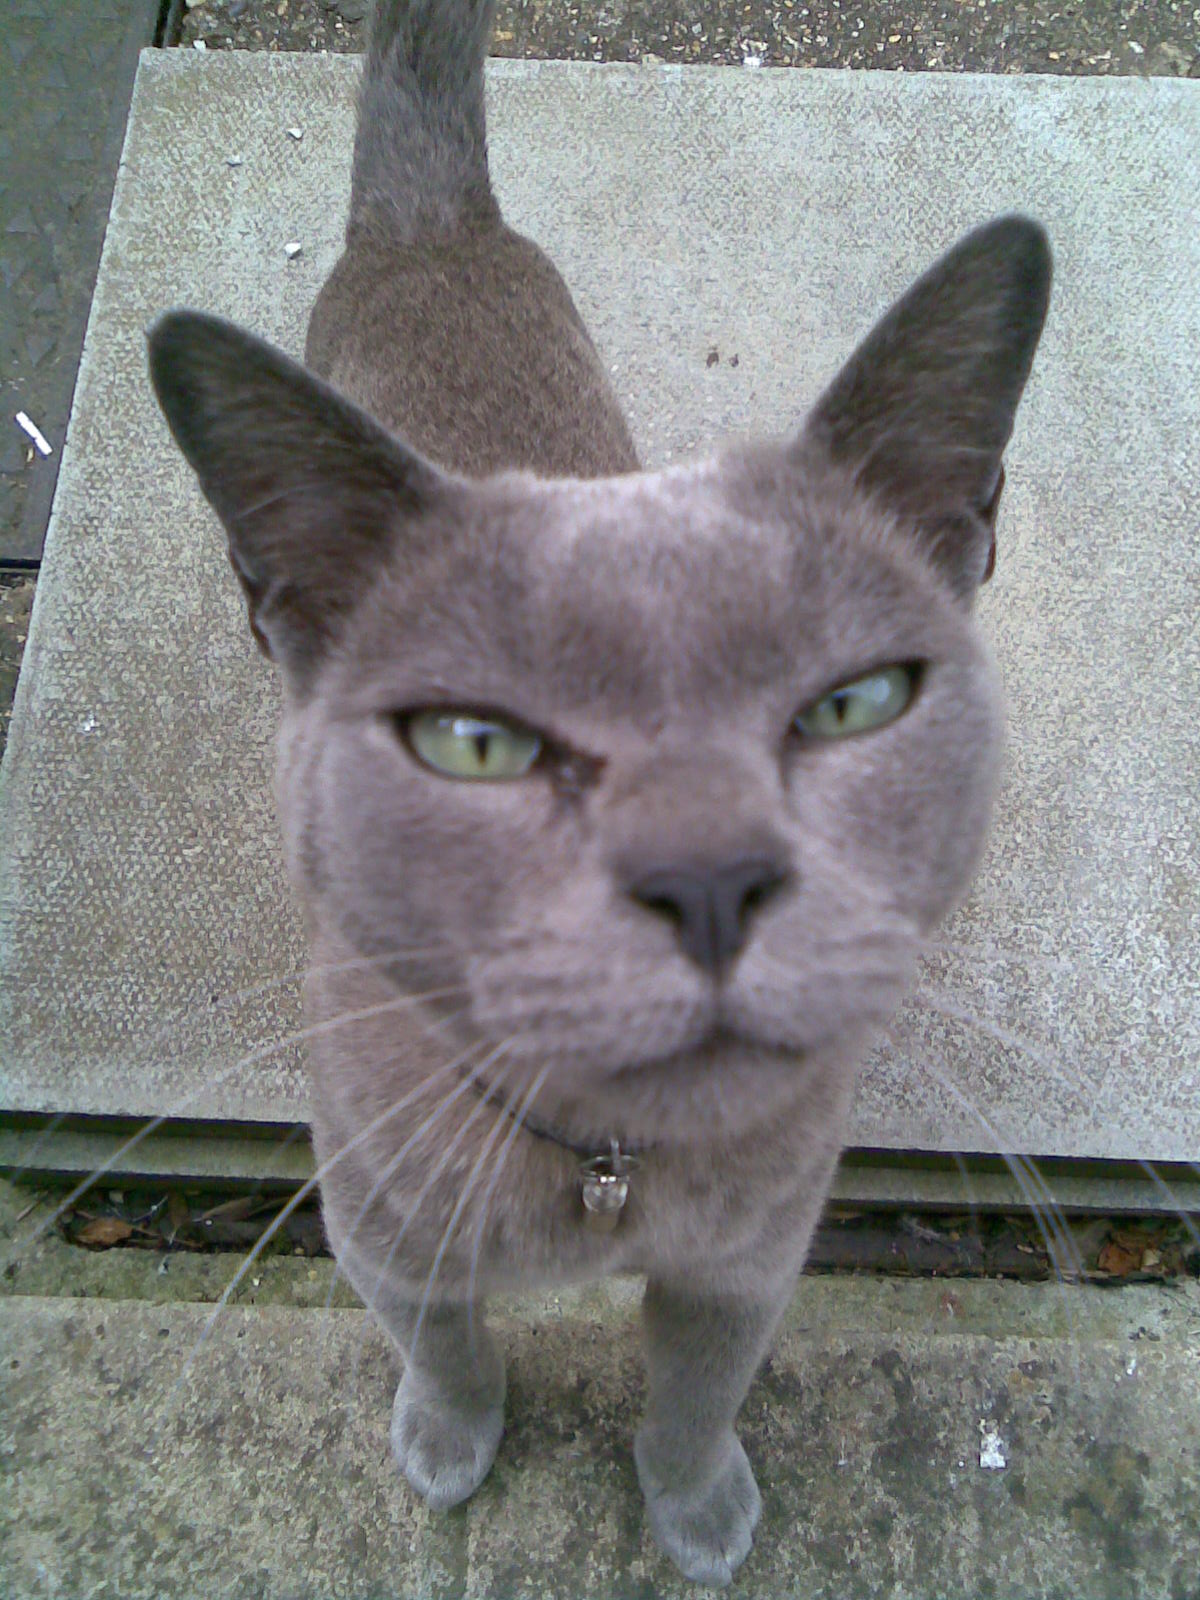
xmin=273 ymin=447 xmax=1001 ymax=1138
xmin=148 ymin=216 xmax=1049 ymax=1141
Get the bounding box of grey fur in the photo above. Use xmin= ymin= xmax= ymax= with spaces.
xmin=352 ymin=0 xmax=498 ymax=241
xmin=148 ymin=1 xmax=1050 ymax=1584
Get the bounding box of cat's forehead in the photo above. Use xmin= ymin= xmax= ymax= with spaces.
xmin=351 ymin=457 xmax=948 ymax=714
xmin=519 ymin=467 xmax=800 ymax=688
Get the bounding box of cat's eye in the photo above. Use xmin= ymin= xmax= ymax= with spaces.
xmin=794 ymin=664 xmax=921 ymax=740
xmin=402 ymin=710 xmax=543 ymax=781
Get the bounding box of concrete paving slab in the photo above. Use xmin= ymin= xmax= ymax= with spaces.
xmin=0 ymin=54 xmax=1197 ymax=1164
xmin=3 ymin=1281 xmax=1199 ymax=1598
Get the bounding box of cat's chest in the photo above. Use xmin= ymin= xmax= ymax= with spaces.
xmin=477 ymin=1134 xmax=815 ymax=1292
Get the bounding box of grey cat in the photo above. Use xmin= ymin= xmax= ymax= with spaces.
xmin=148 ymin=0 xmax=1050 ymax=1584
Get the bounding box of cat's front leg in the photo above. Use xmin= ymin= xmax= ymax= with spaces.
xmin=385 ymin=1297 xmax=506 ymax=1511
xmin=329 ymin=1212 xmax=506 ymax=1511
xmin=635 ymin=1273 xmax=793 ymax=1586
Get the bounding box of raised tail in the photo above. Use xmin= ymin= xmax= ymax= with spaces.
xmin=349 ymin=0 xmax=499 ymax=242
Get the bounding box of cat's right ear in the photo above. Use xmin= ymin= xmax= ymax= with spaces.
xmin=148 ymin=310 xmax=452 ymax=680
xmin=796 ymin=215 xmax=1051 ymax=600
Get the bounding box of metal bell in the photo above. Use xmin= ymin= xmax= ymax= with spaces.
xmin=579 ymin=1142 xmax=636 ymax=1233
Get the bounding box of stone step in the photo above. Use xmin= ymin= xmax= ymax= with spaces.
xmin=0 ymin=53 xmax=1196 ymax=1174
xmin=4 ymin=1278 xmax=1199 ymax=1598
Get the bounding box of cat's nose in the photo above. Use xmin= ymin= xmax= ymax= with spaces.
xmin=626 ymin=856 xmax=791 ymax=975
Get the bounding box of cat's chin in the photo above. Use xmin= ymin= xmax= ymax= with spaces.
xmin=513 ymin=1022 xmax=870 ymax=1148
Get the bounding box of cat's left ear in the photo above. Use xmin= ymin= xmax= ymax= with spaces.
xmin=796 ymin=215 xmax=1051 ymax=599
xmin=148 ymin=309 xmax=454 ymax=681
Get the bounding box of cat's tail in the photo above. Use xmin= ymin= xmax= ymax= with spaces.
xmin=349 ymin=0 xmax=499 ymax=243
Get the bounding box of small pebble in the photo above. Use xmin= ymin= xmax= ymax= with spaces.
xmin=284 ymin=241 xmax=303 ymax=259
xmin=192 ymin=38 xmax=207 ymax=51
xmin=286 ymin=126 xmax=304 ymax=141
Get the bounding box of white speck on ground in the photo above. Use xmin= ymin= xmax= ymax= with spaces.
xmin=14 ymin=411 xmax=52 ymax=456
xmin=979 ymin=1420 xmax=1008 ymax=1469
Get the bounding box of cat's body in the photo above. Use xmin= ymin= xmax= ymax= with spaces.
xmin=150 ymin=1 xmax=1050 ymax=1583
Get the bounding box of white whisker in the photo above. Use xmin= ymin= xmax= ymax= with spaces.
xmin=408 ymin=1066 xmax=532 ymax=1364
xmin=5 ymin=951 xmax=473 ymax=1188
xmin=909 ymin=989 xmax=1116 ymax=1281
xmin=925 ymin=934 xmax=1097 ymax=983
xmin=147 ymin=1034 xmax=499 ymax=1446
xmin=901 ymin=1046 xmax=1084 ymax=1378
xmin=11 ymin=985 xmax=470 ymax=1271
xmin=1132 ymin=1160 xmax=1200 ymax=1254
xmin=326 ymin=1039 xmax=510 ymax=1314
xmin=465 ymin=1063 xmax=553 ymax=1357
xmin=916 ymin=986 xmax=1073 ymax=1072
xmin=344 ymin=1041 xmax=519 ymax=1393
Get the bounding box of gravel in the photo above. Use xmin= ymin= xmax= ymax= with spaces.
xmin=177 ymin=0 xmax=1200 ymax=78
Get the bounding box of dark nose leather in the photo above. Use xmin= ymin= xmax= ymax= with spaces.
xmin=627 ymin=856 xmax=790 ymax=975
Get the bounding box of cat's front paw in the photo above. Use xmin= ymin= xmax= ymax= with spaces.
xmin=391 ymin=1369 xmax=504 ymax=1512
xmin=635 ymin=1429 xmax=762 ymax=1587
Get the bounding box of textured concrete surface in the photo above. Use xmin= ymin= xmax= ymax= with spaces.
xmin=0 ymin=54 xmax=1197 ymax=1162
xmin=3 ymin=1278 xmax=1199 ymax=1599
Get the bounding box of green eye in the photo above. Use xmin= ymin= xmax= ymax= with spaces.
xmin=404 ymin=710 xmax=543 ymax=781
xmin=794 ymin=665 xmax=919 ymax=740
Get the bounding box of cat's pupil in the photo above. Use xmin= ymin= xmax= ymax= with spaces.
xmin=473 ymin=732 xmax=491 ymax=763
xmin=832 ymin=693 xmax=849 ymax=722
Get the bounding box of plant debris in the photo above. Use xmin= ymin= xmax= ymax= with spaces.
xmin=48 ymin=1183 xmax=1200 ymax=1284
xmin=73 ymin=1217 xmax=135 ymax=1248
xmin=806 ymin=1209 xmax=1198 ymax=1285
xmin=57 ymin=1185 xmax=326 ymax=1257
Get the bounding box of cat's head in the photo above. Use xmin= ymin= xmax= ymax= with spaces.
xmin=149 ymin=216 xmax=1050 ymax=1142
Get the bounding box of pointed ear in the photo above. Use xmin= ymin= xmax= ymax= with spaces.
xmin=798 ymin=215 xmax=1051 ymax=598
xmin=147 ymin=310 xmax=452 ymax=678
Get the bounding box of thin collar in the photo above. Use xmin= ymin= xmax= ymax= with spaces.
xmin=470 ymin=1074 xmax=656 ymax=1161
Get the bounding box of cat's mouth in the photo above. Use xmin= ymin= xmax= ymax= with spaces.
xmin=695 ymin=1014 xmax=754 ymax=1053
xmin=612 ymin=1007 xmax=801 ymax=1078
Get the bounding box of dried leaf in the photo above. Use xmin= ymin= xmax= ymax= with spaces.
xmin=1097 ymin=1240 xmax=1141 ymax=1276
xmin=75 ymin=1217 xmax=134 ymax=1248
